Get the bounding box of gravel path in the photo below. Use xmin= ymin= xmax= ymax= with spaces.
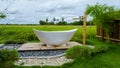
xmin=16 ymin=56 xmax=73 ymax=66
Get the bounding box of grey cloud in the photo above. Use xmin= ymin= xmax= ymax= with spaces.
xmin=6 ymin=8 xmax=21 ymax=15
xmin=6 ymin=11 xmax=20 ymax=14
xmin=36 ymin=8 xmax=56 ymax=13
xmin=0 ymin=0 xmax=120 ymax=24
xmin=35 ymin=5 xmax=76 ymax=13
xmin=58 ymin=5 xmax=76 ymax=10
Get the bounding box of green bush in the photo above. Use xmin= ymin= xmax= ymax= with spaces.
xmin=4 ymin=39 xmax=26 ymax=44
xmin=66 ymin=39 xmax=110 ymax=59
xmin=65 ymin=45 xmax=93 ymax=59
xmin=0 ymin=49 xmax=19 ymax=68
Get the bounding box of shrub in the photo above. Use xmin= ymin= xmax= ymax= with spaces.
xmin=65 ymin=39 xmax=110 ymax=59
xmin=4 ymin=39 xmax=26 ymax=44
xmin=0 ymin=49 xmax=19 ymax=68
xmin=65 ymin=45 xmax=93 ymax=59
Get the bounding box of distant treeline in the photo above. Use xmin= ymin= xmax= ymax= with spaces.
xmin=0 ymin=21 xmax=93 ymax=25
xmin=39 ymin=20 xmax=94 ymax=25
xmin=0 ymin=17 xmax=94 ymax=25
xmin=39 ymin=18 xmax=94 ymax=25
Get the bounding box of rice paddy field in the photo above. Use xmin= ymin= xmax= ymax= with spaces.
xmin=0 ymin=25 xmax=96 ymax=43
xmin=0 ymin=25 xmax=120 ymax=68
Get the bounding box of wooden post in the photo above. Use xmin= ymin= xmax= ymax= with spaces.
xmin=83 ymin=13 xmax=87 ymax=45
xmin=73 ymin=15 xmax=87 ymax=45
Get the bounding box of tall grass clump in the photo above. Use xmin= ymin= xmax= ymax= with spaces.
xmin=0 ymin=49 xmax=19 ymax=68
xmin=66 ymin=38 xmax=110 ymax=59
xmin=65 ymin=45 xmax=93 ymax=59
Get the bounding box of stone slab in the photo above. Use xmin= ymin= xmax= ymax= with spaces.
xmin=18 ymin=42 xmax=81 ymax=51
xmin=18 ymin=43 xmax=41 ymax=51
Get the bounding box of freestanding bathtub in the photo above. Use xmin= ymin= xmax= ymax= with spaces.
xmin=33 ymin=28 xmax=77 ymax=46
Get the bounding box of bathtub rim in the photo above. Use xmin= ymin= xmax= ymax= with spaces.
xmin=33 ymin=28 xmax=78 ymax=33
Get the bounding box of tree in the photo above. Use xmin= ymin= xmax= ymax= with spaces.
xmin=62 ymin=17 xmax=64 ymax=22
xmin=85 ymin=3 xmax=118 ymax=42
xmin=46 ymin=18 xmax=48 ymax=23
xmin=56 ymin=21 xmax=67 ymax=25
xmin=69 ymin=21 xmax=83 ymax=25
xmin=0 ymin=12 xmax=6 ymax=19
xmin=39 ymin=20 xmax=46 ymax=25
xmin=48 ymin=21 xmax=55 ymax=25
xmin=53 ymin=17 xmax=56 ymax=21
xmin=0 ymin=12 xmax=6 ymax=25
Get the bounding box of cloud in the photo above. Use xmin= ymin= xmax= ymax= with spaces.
xmin=61 ymin=13 xmax=77 ymax=17
xmin=5 ymin=7 xmax=21 ymax=15
xmin=36 ymin=7 xmax=56 ymax=13
xmin=0 ymin=0 xmax=120 ymax=24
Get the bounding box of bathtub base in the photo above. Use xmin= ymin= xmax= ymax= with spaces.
xmin=18 ymin=42 xmax=81 ymax=51
xmin=46 ymin=43 xmax=68 ymax=48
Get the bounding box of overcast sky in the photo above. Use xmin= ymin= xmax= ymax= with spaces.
xmin=0 ymin=0 xmax=120 ymax=24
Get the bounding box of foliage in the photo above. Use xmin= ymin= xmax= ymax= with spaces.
xmin=0 ymin=49 xmax=19 ymax=68
xmin=65 ymin=45 xmax=93 ymax=59
xmin=46 ymin=18 xmax=48 ymax=23
xmin=66 ymin=38 xmax=110 ymax=59
xmin=39 ymin=20 xmax=55 ymax=25
xmin=4 ymin=39 xmax=26 ymax=44
xmin=61 ymin=17 xmax=64 ymax=21
xmin=0 ymin=12 xmax=6 ymax=19
xmin=85 ymin=3 xmax=115 ymax=26
xmin=56 ymin=21 xmax=67 ymax=25
xmin=53 ymin=17 xmax=56 ymax=21
xmin=48 ymin=21 xmax=55 ymax=25
xmin=69 ymin=21 xmax=83 ymax=25
xmin=86 ymin=3 xmax=114 ymax=19
xmin=85 ymin=3 xmax=120 ymax=41
xmin=39 ymin=20 xmax=46 ymax=25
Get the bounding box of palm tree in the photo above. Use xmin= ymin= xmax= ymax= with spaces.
xmin=62 ymin=17 xmax=64 ymax=22
xmin=46 ymin=18 xmax=48 ymax=23
xmin=53 ymin=17 xmax=56 ymax=21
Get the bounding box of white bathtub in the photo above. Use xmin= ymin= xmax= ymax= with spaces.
xmin=33 ymin=28 xmax=77 ymax=46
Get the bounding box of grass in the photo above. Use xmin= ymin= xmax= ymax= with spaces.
xmin=15 ymin=39 xmax=120 ymax=68
xmin=0 ymin=25 xmax=120 ymax=68
xmin=0 ymin=25 xmax=96 ymax=43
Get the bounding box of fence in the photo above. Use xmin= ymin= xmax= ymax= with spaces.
xmin=96 ymin=19 xmax=120 ymax=42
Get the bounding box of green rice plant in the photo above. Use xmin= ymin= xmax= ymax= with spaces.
xmin=0 ymin=25 xmax=96 ymax=43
